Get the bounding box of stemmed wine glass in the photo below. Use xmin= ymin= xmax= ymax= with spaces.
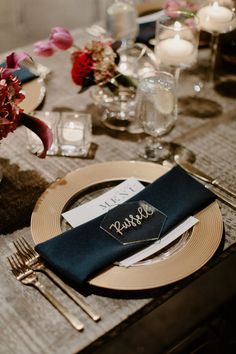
xmin=154 ymin=11 xmax=200 ymax=89
xmin=136 ymin=72 xmax=177 ymax=163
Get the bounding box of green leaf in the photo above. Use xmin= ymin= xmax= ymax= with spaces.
xmin=115 ymin=73 xmax=137 ymax=89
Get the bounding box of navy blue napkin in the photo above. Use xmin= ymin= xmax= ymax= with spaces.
xmin=35 ymin=166 xmax=216 ymax=285
xmin=0 ymin=63 xmax=38 ymax=83
xmin=137 ymin=21 xmax=155 ymax=46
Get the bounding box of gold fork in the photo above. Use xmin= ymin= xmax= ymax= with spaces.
xmin=14 ymin=237 xmax=100 ymax=322
xmin=8 ymin=253 xmax=84 ymax=331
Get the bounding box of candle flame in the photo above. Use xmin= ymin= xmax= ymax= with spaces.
xmin=68 ymin=122 xmax=76 ymax=129
xmin=174 ymin=21 xmax=182 ymax=31
xmin=212 ymin=1 xmax=219 ymax=9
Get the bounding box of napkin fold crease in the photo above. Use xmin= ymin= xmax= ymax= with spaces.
xmin=35 ymin=166 xmax=216 ymax=285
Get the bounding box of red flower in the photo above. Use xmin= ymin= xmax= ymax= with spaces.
xmin=33 ymin=28 xmax=134 ymax=93
xmin=71 ymin=50 xmax=94 ymax=87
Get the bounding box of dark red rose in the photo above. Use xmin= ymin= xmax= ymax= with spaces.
xmin=71 ymin=50 xmax=94 ymax=86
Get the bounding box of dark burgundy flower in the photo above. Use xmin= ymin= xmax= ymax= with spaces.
xmin=20 ymin=113 xmax=53 ymax=158
xmin=0 ymin=69 xmax=24 ymax=139
xmin=0 ymin=53 xmax=53 ymax=158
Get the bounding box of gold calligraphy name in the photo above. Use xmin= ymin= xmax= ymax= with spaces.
xmin=109 ymin=203 xmax=154 ymax=236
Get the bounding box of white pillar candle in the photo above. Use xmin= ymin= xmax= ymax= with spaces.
xmin=197 ymin=2 xmax=234 ymax=33
xmin=155 ymin=34 xmax=196 ymax=67
xmin=62 ymin=122 xmax=84 ymax=142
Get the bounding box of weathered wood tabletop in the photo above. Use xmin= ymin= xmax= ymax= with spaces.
xmin=0 ymin=31 xmax=236 ymax=354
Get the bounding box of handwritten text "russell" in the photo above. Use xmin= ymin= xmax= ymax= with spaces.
xmin=109 ymin=203 xmax=154 ymax=236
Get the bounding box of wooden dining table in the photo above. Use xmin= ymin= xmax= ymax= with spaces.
xmin=0 ymin=29 xmax=236 ymax=354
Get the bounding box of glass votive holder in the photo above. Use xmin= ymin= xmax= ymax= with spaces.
xmin=26 ymin=111 xmax=60 ymax=156
xmin=57 ymin=112 xmax=92 ymax=157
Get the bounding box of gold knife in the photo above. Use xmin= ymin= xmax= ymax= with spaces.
xmin=175 ymin=156 xmax=236 ymax=207
xmin=205 ymin=185 xmax=236 ymax=210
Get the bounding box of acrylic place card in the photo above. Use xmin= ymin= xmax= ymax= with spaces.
xmin=100 ymin=200 xmax=167 ymax=245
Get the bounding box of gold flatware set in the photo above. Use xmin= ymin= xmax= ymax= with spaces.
xmin=8 ymin=237 xmax=100 ymax=331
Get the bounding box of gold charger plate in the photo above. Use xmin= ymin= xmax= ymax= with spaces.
xmin=31 ymin=161 xmax=223 ymax=290
xmin=19 ymin=78 xmax=46 ymax=114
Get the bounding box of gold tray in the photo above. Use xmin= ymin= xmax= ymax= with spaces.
xmin=31 ymin=161 xmax=223 ymax=290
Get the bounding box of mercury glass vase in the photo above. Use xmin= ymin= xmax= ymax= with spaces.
xmin=91 ymin=43 xmax=157 ymax=132
xmin=91 ymin=84 xmax=136 ymax=131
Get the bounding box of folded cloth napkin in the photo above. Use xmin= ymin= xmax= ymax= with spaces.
xmin=0 ymin=62 xmax=38 ymax=83
xmin=136 ymin=21 xmax=155 ymax=46
xmin=35 ymin=166 xmax=216 ymax=285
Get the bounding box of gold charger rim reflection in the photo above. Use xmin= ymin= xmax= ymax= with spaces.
xmin=31 ymin=161 xmax=223 ymax=290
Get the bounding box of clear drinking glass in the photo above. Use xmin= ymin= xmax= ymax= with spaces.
xmin=57 ymin=112 xmax=92 ymax=157
xmin=137 ymin=72 xmax=177 ymax=162
xmin=26 ymin=111 xmax=60 ymax=156
xmin=105 ymin=0 xmax=138 ymax=49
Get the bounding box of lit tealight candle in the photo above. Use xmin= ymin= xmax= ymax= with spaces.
xmin=197 ymin=1 xmax=234 ymax=33
xmin=62 ymin=121 xmax=84 ymax=142
xmin=155 ymin=22 xmax=196 ymax=67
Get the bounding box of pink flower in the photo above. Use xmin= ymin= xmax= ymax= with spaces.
xmin=33 ymin=40 xmax=54 ymax=57
xmin=33 ymin=28 xmax=135 ymax=93
xmin=6 ymin=52 xmax=29 ymax=71
xmin=1 ymin=52 xmax=30 ymax=79
xmin=164 ymin=0 xmax=180 ymax=15
xmin=49 ymin=27 xmax=73 ymax=50
xmin=163 ymin=0 xmax=199 ymax=15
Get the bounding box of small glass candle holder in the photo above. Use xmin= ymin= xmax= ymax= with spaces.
xmin=26 ymin=111 xmax=60 ymax=156
xmin=57 ymin=112 xmax=92 ymax=157
xmin=197 ymin=0 xmax=236 ymax=83
xmin=155 ymin=11 xmax=199 ymax=84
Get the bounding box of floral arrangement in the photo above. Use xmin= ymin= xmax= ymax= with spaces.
xmin=0 ymin=52 xmax=52 ymax=158
xmin=163 ymin=0 xmax=199 ymax=15
xmin=33 ymin=27 xmax=136 ymax=94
